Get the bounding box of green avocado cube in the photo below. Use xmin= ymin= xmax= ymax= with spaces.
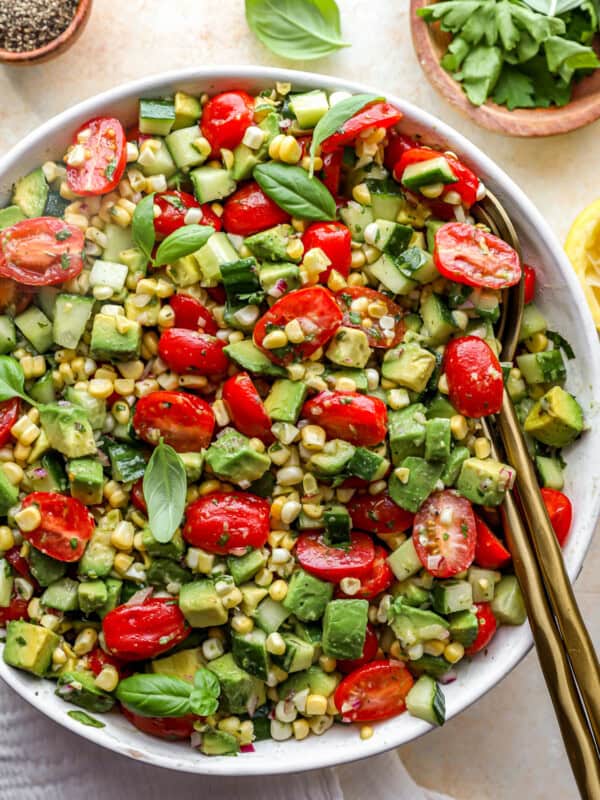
xmin=278 ymin=665 xmax=339 ymax=701
xmin=307 ymin=439 xmax=356 ymax=477
xmin=456 ymin=457 xmax=515 ymax=507
xmin=388 ymin=404 xmax=427 ymax=466
xmin=179 ymin=580 xmax=227 ymax=627
xmin=147 ymin=558 xmax=192 ymax=590
xmin=389 ymin=599 xmax=449 ymax=647
xmin=387 ymin=538 xmax=422 ymax=582
xmin=0 ymin=558 xmax=13 ymax=607
xmin=245 ymin=224 xmax=297 ymax=263
xmin=346 ymin=447 xmax=389 ymax=481
xmin=78 ymin=531 xmax=115 ymax=579
xmin=207 ymin=652 xmax=266 ymax=714
xmin=66 ymin=386 xmax=106 ymax=431
xmin=382 ymin=343 xmax=437 ymax=393
xmin=77 ymin=580 xmax=108 ymax=615
xmin=41 ymin=577 xmax=79 ymax=612
xmin=326 ymin=327 xmax=372 ymax=369
xmin=142 ymin=527 xmax=185 ymax=560
xmin=322 ymin=598 xmax=368 ymax=660
xmin=491 ymin=575 xmax=526 ymax=625
xmin=448 ymin=609 xmax=479 ymax=647
xmin=228 ymin=549 xmax=268 ymax=586
xmin=97 ymin=579 xmax=122 ymax=619
xmin=272 ymin=633 xmax=314 ymax=673
xmin=231 ymin=628 xmax=270 ymax=681
xmin=28 ymin=548 xmax=66 ymax=587
xmin=205 ymin=428 xmax=270 ymax=485
xmin=90 ymin=312 xmax=141 ymax=362
xmin=283 ymin=569 xmax=333 ymax=622
xmin=259 ymin=262 xmax=301 ymax=296
xmin=389 ymin=457 xmax=444 ymax=512
xmin=264 ymin=380 xmax=307 ymax=424
xmin=223 ymin=339 xmax=287 ymax=378
xmin=441 ymin=446 xmax=470 ymax=487
xmin=201 ymin=729 xmax=240 ymax=756
xmin=40 ymin=403 xmax=96 ymax=459
xmin=0 ymin=466 xmax=18 ymax=514
xmin=425 ymin=418 xmax=452 ymax=462
xmin=3 ymin=620 xmax=60 ymax=676
xmin=56 ymin=670 xmax=115 ymax=712
xmin=173 ymin=91 xmax=202 ymax=129
xmin=151 ymin=647 xmax=205 ymax=682
xmin=68 ymin=458 xmax=104 ymax=505
xmin=524 ymin=386 xmax=584 ymax=447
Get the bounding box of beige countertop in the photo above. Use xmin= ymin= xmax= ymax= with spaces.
xmin=1 ymin=1 xmax=598 ymax=797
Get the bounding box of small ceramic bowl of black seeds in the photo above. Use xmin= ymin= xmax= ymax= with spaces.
xmin=0 ymin=0 xmax=92 ymax=65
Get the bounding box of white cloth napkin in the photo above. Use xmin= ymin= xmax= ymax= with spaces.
xmin=0 ymin=679 xmax=452 ymax=800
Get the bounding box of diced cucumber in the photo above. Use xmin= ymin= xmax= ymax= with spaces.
xmin=516 ymin=350 xmax=566 ymax=385
xmin=137 ymin=138 xmax=176 ymax=178
xmin=15 ymin=307 xmax=53 ymax=353
xmin=139 ymin=98 xmax=176 ymax=136
xmin=165 ymin=125 xmax=209 ymax=170
xmin=535 ymin=455 xmax=564 ymax=490
xmin=41 ymin=577 xmax=79 ymax=612
xmin=406 ymin=674 xmax=445 ymax=726
xmin=44 ymin=191 xmax=70 ymax=218
xmin=190 ymin=167 xmax=236 ymax=203
xmin=254 ymin=597 xmax=291 ymax=633
xmin=323 ymin=504 xmax=351 ymax=545
xmin=89 ymin=260 xmax=129 ymax=292
xmin=387 ymin=538 xmax=422 ymax=581
xmin=491 ymin=575 xmax=526 ymax=625
xmin=339 ymin=202 xmax=374 ymax=242
xmin=36 ymin=287 xmax=59 ymax=321
xmin=173 ymin=91 xmax=202 ymax=130
xmin=425 ymin=219 xmax=445 ymax=252
xmin=0 ymin=316 xmax=16 ymax=354
xmin=12 ymin=168 xmax=49 ymax=218
xmin=105 ymin=440 xmax=146 ymax=482
xmin=53 ymin=295 xmax=94 ymax=349
xmin=0 ymin=558 xmax=13 ymax=608
xmin=289 ymin=90 xmax=329 ymax=129
xmin=370 ymin=253 xmax=417 ymax=295
xmin=232 ymin=112 xmax=280 ymax=181
xmin=448 ymin=609 xmax=479 ymax=646
xmin=231 ymin=628 xmax=270 ymax=681
xmin=401 ymin=157 xmax=457 ymax=191
xmin=518 ymin=303 xmax=547 ymax=342
xmin=396 ymin=247 xmax=439 ymax=284
xmin=421 ymin=293 xmax=459 ymax=346
xmin=193 ymin=231 xmax=239 ymax=285
xmin=372 ymin=220 xmax=413 ymax=255
xmin=431 ymin=579 xmax=473 ymax=614
xmin=367 ymin=179 xmax=404 ymax=221
xmin=0 ymin=205 xmax=26 ymax=230
xmin=468 ymin=566 xmax=500 ymax=603
xmin=102 ymin=224 xmax=134 ymax=263
xmin=29 ymin=372 xmax=56 ymax=405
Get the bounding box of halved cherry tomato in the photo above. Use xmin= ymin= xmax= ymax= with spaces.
xmin=443 ymin=336 xmax=503 ymax=418
xmin=19 ymin=492 xmax=94 ymax=563
xmin=465 ymin=602 xmax=498 ymax=656
xmin=0 ymin=218 xmax=84 ymax=286
xmin=302 ymin=222 xmax=352 ymax=281
xmin=434 ymin=222 xmax=521 ymax=290
xmin=524 ymin=264 xmax=536 ymax=304
xmin=394 ymin=148 xmax=480 ymax=207
xmin=474 ymin=515 xmax=511 ymax=569
xmin=413 ymin=490 xmax=476 ymax=578
xmin=321 ymin=103 xmax=403 ymax=153
xmin=0 ymin=398 xmax=19 ymax=448
xmin=183 ymin=491 xmax=270 ymax=555
xmin=335 ymin=287 xmax=405 ymax=348
xmin=347 ymin=491 xmax=414 ymax=534
xmin=5 ymin=547 xmax=37 ymax=585
xmin=222 ymin=372 xmax=273 ymax=443
xmin=334 ymin=660 xmax=414 ymax=722
xmin=541 ymin=488 xmax=573 ymax=547
xmin=103 ymin=597 xmax=190 ymax=661
xmin=295 ymin=531 xmax=375 ymax=582
xmin=321 ymin=150 xmax=344 ymax=196
xmin=384 ymin=132 xmax=418 ymax=172
xmin=337 ymin=624 xmax=379 ymax=673
xmin=254 ymin=286 xmax=343 ymax=366
xmin=154 ymin=191 xmax=222 ymax=238
xmin=169 ymin=294 xmax=218 ymax=334
xmin=133 ymin=390 xmax=215 ymax=452
xmin=66 ymin=117 xmax=127 ymax=196
xmin=222 ymin=182 xmax=290 ymax=236
xmin=121 ymin=706 xmax=198 ymax=740
xmin=158 ymin=328 xmax=229 ymax=375
xmin=338 ymin=546 xmax=393 ymax=600
xmin=0 ymin=278 xmax=34 ymax=314
xmin=0 ymin=597 xmax=29 ymax=626
xmin=201 ymin=90 xmax=254 ymax=157
xmin=302 ymin=391 xmax=387 ymax=447
xmin=130 ymin=478 xmax=147 ymax=513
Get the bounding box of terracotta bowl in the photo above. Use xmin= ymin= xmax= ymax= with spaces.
xmin=0 ymin=0 xmax=92 ymax=65
xmin=411 ymin=0 xmax=600 ymax=137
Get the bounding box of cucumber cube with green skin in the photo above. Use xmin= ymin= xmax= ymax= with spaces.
xmin=388 ymin=404 xmax=427 ymax=465
xmin=468 ymin=566 xmax=501 ymax=603
xmin=0 ymin=558 xmax=13 ymax=608
xmin=425 ymin=220 xmax=445 ymax=253
xmin=367 ymin=179 xmax=405 ymax=221
xmin=101 ymin=223 xmax=134 ymax=263
xmin=28 ymin=548 xmax=66 ymax=588
xmin=0 ymin=316 xmax=16 ymax=354
xmin=147 ymin=558 xmax=192 ymax=589
xmin=0 ymin=467 xmax=18 ymax=514
xmin=289 ymin=90 xmax=329 ymax=128
xmin=272 ymin=634 xmax=315 ymax=673
xmin=425 ymin=418 xmax=452 ymax=462
xmin=401 ymin=157 xmax=457 ymax=191
xmin=441 ymin=446 xmax=470 ymax=487
xmin=207 ymin=652 xmax=266 ymax=715
xmin=15 ymin=306 xmax=53 ymax=353
xmin=389 ymin=457 xmax=445 ymax=513
xmin=383 ymin=343 xmax=438 ymax=393
xmin=192 ymin=231 xmax=239 ymax=286
xmin=524 ymin=386 xmax=584 ymax=447
xmin=179 ymin=580 xmax=227 ymax=627
xmin=421 ymin=293 xmax=459 ymax=346
xmin=456 ymin=457 xmax=515 ymax=507
xmin=308 ymin=439 xmax=356 ymax=477
xmin=264 ymin=380 xmax=307 ymax=424
xmin=339 ymin=201 xmax=374 ymax=242
xmin=518 ymin=303 xmax=547 ymax=342
xmin=139 ymin=98 xmax=176 ymax=136
xmin=323 ymin=504 xmax=351 ymax=545
xmin=56 ymin=671 xmax=115 ymax=713
xmin=141 ymin=527 xmax=185 ymax=560
xmin=77 ymin=580 xmax=108 ymax=615
xmin=205 ymin=428 xmax=270 ymax=485
xmin=231 ymin=628 xmax=270 ymax=681
xmin=491 ymin=575 xmax=527 ymax=625
xmin=370 ymin=253 xmax=417 ymax=295
xmin=448 ymin=609 xmax=479 ymax=646
xmin=431 ymin=580 xmax=473 ymax=615
xmin=409 ymin=654 xmax=453 ymax=680
xmin=517 ymin=350 xmax=566 ymax=385
xmin=283 ymin=569 xmax=333 ymax=622
xmin=165 ymin=125 xmax=208 ymax=170
xmin=12 ymin=167 xmax=48 ymax=218
xmin=3 ymin=620 xmax=60 ymax=676
xmin=201 ymin=729 xmax=240 ymax=756
xmin=322 ymin=599 xmax=368 ymax=660
xmin=52 ymin=294 xmax=95 ymax=350
xmin=228 ymin=549 xmax=268 ymax=586
xmin=0 ymin=205 xmax=25 ymax=230
xmin=254 ymin=597 xmax=291 ymax=633
xmin=105 ymin=441 xmax=147 ymax=483
xmin=387 ymin=538 xmax=422 ymax=582
xmin=401 ymin=582 xmax=431 ymax=607
xmin=68 ymin=458 xmax=104 ymax=506
xmin=232 ymin=113 xmax=281 ymax=182
xmin=41 ymin=577 xmax=79 ymax=612
xmin=223 ymin=339 xmax=287 ymax=377
xmin=535 ymin=455 xmax=565 ymax=490
xmin=97 ymin=579 xmax=122 ymax=619
xmin=294 ymin=620 xmax=322 ymax=645
xmin=190 ymin=167 xmax=236 ymax=203
xmin=406 ymin=674 xmax=445 ymax=726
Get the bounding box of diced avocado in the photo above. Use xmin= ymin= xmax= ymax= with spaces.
xmin=77 ymin=580 xmax=108 ymax=615
xmin=491 ymin=575 xmax=526 ymax=625
xmin=141 ymin=527 xmax=185 ymax=560
xmin=259 ymin=261 xmax=301 ymax=297
xmin=506 ymin=369 xmax=527 ymax=402
xmin=40 ymin=404 xmax=96 ymax=459
xmin=468 ymin=566 xmax=500 ymax=603
xmin=240 ymin=584 xmax=268 ymax=616
xmin=431 ymin=579 xmax=473 ymax=614
xmin=232 ymin=112 xmax=280 ymax=181
xmin=421 ymin=294 xmax=459 ymax=346
xmin=396 ymin=581 xmax=431 ymax=608
xmin=190 ymin=166 xmax=236 ymax=203
xmin=456 ymin=457 xmax=515 ymax=507
xmin=200 ymin=728 xmax=240 ymax=756
xmin=322 ymin=599 xmax=368 ymax=660
xmin=406 ymin=674 xmax=445 ymax=726
xmin=254 ymin=597 xmax=291 ymax=633
xmin=78 ymin=530 xmax=115 ymax=579
xmin=0 ymin=467 xmax=18 ymax=514
xmin=389 ymin=457 xmax=444 ymax=513
xmin=401 ymin=156 xmax=457 ymax=190
xmin=90 ymin=312 xmax=141 ymax=361
xmin=151 ymin=647 xmax=205 ymax=682
xmin=223 ymin=339 xmax=287 ymax=377
xmin=178 ymin=452 xmax=204 ymax=482
xmin=409 ymin=654 xmax=453 ymax=679
xmin=232 ymin=628 xmax=270 ymax=680
xmin=28 ymin=548 xmax=66 ymax=588
xmin=12 ymin=168 xmax=48 ymax=218
xmin=67 ymin=457 xmax=104 ymax=505
xmin=263 ymin=379 xmax=307 ymax=424
xmin=425 ymin=418 xmax=451 ymax=462
xmin=207 ymin=652 xmax=266 ymax=715
xmin=387 ymin=538 xmax=422 ymax=581
xmin=339 ymin=201 xmax=374 ymax=242
xmin=65 ymin=387 xmax=106 ymax=431
xmin=535 ymin=455 xmax=564 ymax=490
xmin=228 ymin=549 xmax=267 ymax=586
xmin=524 ymin=386 xmax=584 ymax=447
xmin=245 ymin=224 xmax=298 ymax=263
xmin=41 ymin=577 xmax=79 ymax=612
xmin=15 ymin=306 xmax=53 ymax=353
xmin=388 ymin=403 xmax=427 ymax=465
xmin=389 ymin=598 xmax=449 ymax=647
xmin=205 ymin=428 xmax=270 ymax=486
xmin=165 ymin=126 xmax=208 ymax=170
xmin=273 ymin=633 xmax=315 ymax=673
xmin=383 ymin=343 xmax=437 ymax=393
xmin=56 ymin=670 xmax=115 ymax=713
xmin=3 ymin=620 xmax=60 ymax=676
xmin=517 ymin=350 xmax=566 ymax=385
xmin=97 ymin=578 xmax=122 ymax=618
xmin=326 ymin=326 xmax=372 ymax=369
xmin=518 ymin=303 xmax=547 ymax=342
xmin=0 ymin=205 xmax=25 ymax=230
xmin=289 ymin=90 xmax=329 ymax=128
xmin=102 ymin=223 xmax=134 ymax=263
xmin=370 ymin=253 xmax=417 ymax=295
xmin=448 ymin=609 xmax=479 ymax=646
xmin=324 ymin=367 xmax=368 ymax=392
xmin=278 ymin=665 xmax=339 ymax=700
xmin=0 ymin=558 xmax=13 ymax=607
xmin=139 ymin=98 xmax=176 ymax=136
xmin=173 ymin=91 xmax=202 ymax=129
xmin=147 ymin=558 xmax=192 ymax=589
xmin=346 ymin=447 xmax=388 ymax=481
xmin=192 ymin=231 xmax=239 ymax=287
xmin=0 ymin=315 xmax=16 ymax=355
xmin=51 ymin=294 xmax=94 ymax=350
xmin=28 ymin=372 xmax=55 ymax=406
xmin=308 ymin=439 xmax=356 ymax=477
xmin=283 ymin=569 xmax=333 ymax=622
xmin=179 ymin=579 xmax=227 ymax=627
xmin=441 ymin=446 xmax=470 ymax=487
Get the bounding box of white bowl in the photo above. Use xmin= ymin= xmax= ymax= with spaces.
xmin=1 ymin=66 xmax=599 ymax=776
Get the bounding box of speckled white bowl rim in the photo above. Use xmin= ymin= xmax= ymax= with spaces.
xmin=1 ymin=66 xmax=599 ymax=776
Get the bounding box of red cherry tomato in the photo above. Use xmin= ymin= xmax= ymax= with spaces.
xmin=0 ymin=398 xmax=19 ymax=448
xmin=302 ymin=222 xmax=352 ymax=281
xmin=465 ymin=602 xmax=498 ymax=656
xmin=130 ymin=478 xmax=147 ymax=514
xmin=334 ymin=660 xmax=414 ymax=723
xmin=133 ymin=390 xmax=215 ymax=452
xmin=337 ymin=624 xmax=379 ymax=673
xmin=443 ymin=336 xmax=504 ymax=418
xmin=158 ymin=328 xmax=229 ymax=375
xmin=254 ymin=286 xmax=343 ymax=366
xmin=0 ymin=279 xmax=35 ymax=314
xmin=201 ymin=91 xmax=255 ymax=157
xmin=222 ymin=372 xmax=273 ymax=443
xmin=222 ymin=182 xmax=290 ymax=236
xmin=295 ymin=531 xmax=375 ymax=582
xmin=0 ymin=597 xmax=29 ymax=626
xmin=413 ymin=490 xmax=476 ymax=578
xmin=348 ymin=491 xmax=414 ymax=534
xmin=103 ymin=597 xmax=190 ymax=661
xmin=183 ymin=491 xmax=270 ymax=555
xmin=335 ymin=287 xmax=406 ymax=348
xmin=524 ymin=264 xmax=536 ymax=304
xmin=121 ymin=706 xmax=198 ymax=740
xmin=541 ymin=488 xmax=573 ymax=547
xmin=66 ymin=117 xmax=127 ymax=196
xmin=169 ymin=294 xmax=218 ymax=335
xmin=0 ymin=218 xmax=84 ymax=286
xmin=87 ymin=647 xmax=128 ymax=678
xmin=321 ymin=150 xmax=344 ymax=196
xmin=5 ymin=547 xmax=37 ymax=586
xmin=474 ymin=515 xmax=511 ymax=569
xmin=338 ymin=546 xmax=393 ymax=600
xmin=19 ymin=493 xmax=94 ymax=563
xmin=434 ymin=222 xmax=521 ymax=290
xmin=321 ymin=103 xmax=403 ymax=153
xmin=384 ymin=132 xmax=418 ymax=172
xmin=394 ymin=148 xmax=479 ymax=207
xmin=154 ymin=191 xmax=222 ymax=238
xmin=302 ymin=391 xmax=387 ymax=447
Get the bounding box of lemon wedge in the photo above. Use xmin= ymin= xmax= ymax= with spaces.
xmin=565 ymin=199 xmax=600 ymax=330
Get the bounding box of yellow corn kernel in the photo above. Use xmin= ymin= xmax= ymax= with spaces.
xmin=352 ymin=183 xmax=371 ymax=206
xmin=268 ymin=134 xmax=286 ymax=160
xmin=444 ymin=642 xmax=465 ymax=664
xmin=262 ymin=329 xmax=288 ymax=350
xmin=284 ymin=318 xmax=305 ymax=344
xmin=104 ymin=480 xmax=128 ymax=508
xmin=88 ymin=378 xmax=115 ymax=399
xmin=301 ymin=425 xmax=326 ymax=452
xmin=135 ymin=378 xmax=160 ymax=398
xmin=255 ymin=568 xmax=273 ymax=587
xmin=198 ymin=479 xmax=222 ymax=497
xmin=117 ymin=360 xmax=145 ymax=380
xmin=362 ymin=245 xmax=380 ymax=265
xmin=2 ymin=462 xmax=23 ymax=486
xmin=222 ymin=587 xmax=243 ymax=609
xmin=179 ymin=375 xmax=209 ymax=390
xmin=158 ymin=305 xmax=176 ymax=329
xmin=293 ymin=718 xmax=310 ymax=740
xmin=52 ymin=647 xmax=68 ymax=666
xmin=474 ymin=437 xmax=491 ymax=459
xmin=13 ymin=443 xmax=31 ymax=463
xmin=279 ymin=136 xmax=302 ymax=165
xmin=450 ymin=414 xmax=468 ymax=440
xmin=110 ymin=521 xmax=135 ymax=551
xmin=268 ymin=580 xmax=288 ymax=603
xmin=286 ymin=238 xmax=304 ymax=262
xmin=212 ymin=399 xmax=230 ymax=427
xmin=360 ymin=725 xmax=374 ymax=740
xmin=394 ymin=466 xmax=410 ymax=484
xmin=318 ymin=655 xmax=337 ymax=673
xmin=220 ymin=148 xmax=234 ymax=170
xmin=347 ymin=272 xmax=367 ymax=287
xmin=305 ymin=694 xmax=328 ymax=716
xmin=526 ymin=332 xmax=548 ymax=353
xmin=423 ymin=639 xmax=446 ymax=657
xmin=73 ymin=627 xmax=98 ymax=656
xmin=327 ymin=269 xmax=347 ymax=292
xmin=94 ymin=664 xmax=119 ymax=692
xmin=231 ymin=614 xmax=254 ymax=635
xmin=218 ymin=716 xmax=241 ymax=735
xmin=389 ymin=640 xmax=403 ymax=660
xmin=193 ymin=137 xmax=211 ymax=158
xmin=350 ymin=249 xmax=366 ymax=270
xmin=438 ymin=373 xmax=449 ymax=394
xmin=301 ymin=155 xmax=323 ymax=172
xmin=113 ymin=552 xmax=134 ymax=576
xmin=15 ymin=505 xmax=42 ymax=532
xmin=0 ymin=526 xmax=15 ymax=551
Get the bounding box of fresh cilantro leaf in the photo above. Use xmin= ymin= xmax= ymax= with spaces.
xmin=460 ymin=45 xmax=503 ymax=105
xmin=492 ymin=65 xmax=536 ymax=109
xmin=417 ymin=1 xmax=484 ymax=31
xmin=440 ymin=35 xmax=470 ymax=71
xmin=496 ymin=1 xmax=520 ymax=50
xmin=522 ymin=55 xmax=572 ymax=106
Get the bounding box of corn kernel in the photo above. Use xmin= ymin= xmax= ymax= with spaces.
xmin=444 ymin=642 xmax=465 ymax=664
xmin=474 ymin=437 xmax=491 ymax=459
xmin=113 ymin=552 xmax=134 ymax=575
xmin=279 ymin=136 xmax=302 ymax=164
xmin=293 ymin=718 xmax=310 ymax=740
xmin=360 ymin=725 xmax=374 ymax=740
xmin=73 ymin=627 xmax=98 ymax=656
xmin=262 ymin=329 xmax=288 ymax=350
xmin=352 ymin=183 xmax=371 ymax=206
xmin=266 ymin=632 xmax=286 ymax=655
xmin=423 ymin=639 xmax=446 ymax=657
xmin=88 ymin=378 xmax=115 ymax=399
xmin=95 ymin=664 xmax=119 ymax=692
xmin=110 ymin=521 xmax=135 ymax=551
xmin=450 ymin=414 xmax=468 ymax=440
xmin=15 ymin=505 xmax=42 ymax=532
xmin=284 ymin=318 xmax=305 ymax=344
xmin=117 ymin=360 xmax=145 ymax=380
xmin=268 ymin=134 xmax=286 ymax=160
xmin=231 ymin=614 xmax=254 ymax=634
xmin=526 ymin=332 xmax=548 ymax=353
xmin=305 ymin=694 xmax=328 ymax=716
xmin=268 ymin=579 xmax=288 ymax=602
xmin=0 ymin=526 xmax=15 ymax=551
xmin=318 ymin=655 xmax=337 ymax=673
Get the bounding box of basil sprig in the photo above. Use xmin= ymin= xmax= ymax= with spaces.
xmin=522 ymin=0 xmax=585 ymax=14
xmin=0 ymin=356 xmax=38 ymax=406
xmin=67 ymin=710 xmax=106 ymax=728
xmin=189 ymin=668 xmax=221 ymax=716
xmin=154 ymin=224 xmax=215 ymax=266
xmin=131 ymin=192 xmax=156 ymax=262
xmin=245 ymin=0 xmax=348 ymax=60
xmin=116 ymin=669 xmax=220 ymax=718
xmin=254 ymin=162 xmax=336 ymax=221
xmin=143 ymin=441 xmax=187 ymax=544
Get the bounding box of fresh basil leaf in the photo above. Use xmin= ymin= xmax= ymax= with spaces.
xmin=546 ymin=330 xmax=576 ymax=359
xmin=254 ymin=162 xmax=336 ymax=221
xmin=67 ymin=710 xmax=106 ymax=728
xmin=417 ymin=1 xmax=484 ymax=31
xmin=544 ymin=34 xmax=600 ymax=82
xmin=0 ymin=356 xmax=36 ymax=405
xmin=492 ymin=65 xmax=536 ymax=109
xmin=309 ymin=93 xmax=381 ymax=176
xmin=521 ymin=0 xmax=586 ymax=15
xmin=154 ymin=224 xmax=215 ymax=266
xmin=116 ymin=674 xmax=192 ymax=717
xmin=189 ymin=667 xmax=221 ymax=716
xmin=132 ymin=192 xmax=156 ymax=262
xmin=459 ymin=45 xmax=503 ymax=105
xmin=143 ymin=441 xmax=187 ymax=544
xmin=245 ymin=0 xmax=349 ymax=60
